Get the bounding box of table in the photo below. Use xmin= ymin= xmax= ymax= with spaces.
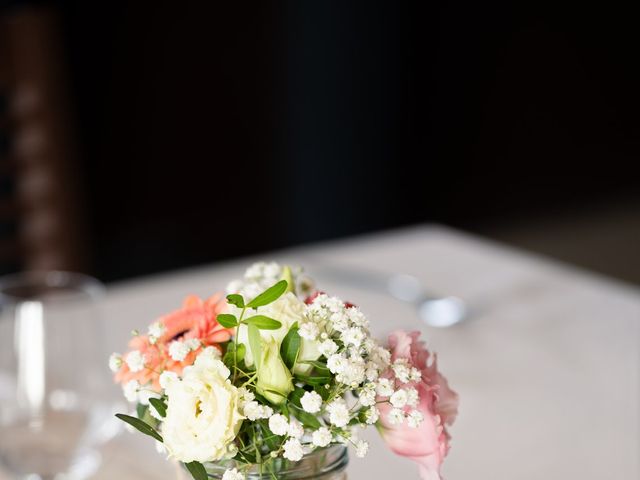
xmin=29 ymin=225 xmax=640 ymax=479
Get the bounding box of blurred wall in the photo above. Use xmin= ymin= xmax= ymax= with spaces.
xmin=2 ymin=1 xmax=638 ymax=282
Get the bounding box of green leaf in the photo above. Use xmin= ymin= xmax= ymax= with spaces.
xmin=184 ymin=461 xmax=208 ymax=480
xmin=226 ymin=293 xmax=245 ymax=309
xmin=246 ymin=280 xmax=288 ymax=309
xmin=115 ymin=414 xmax=163 ymax=442
xmin=148 ymin=398 xmax=167 ymax=418
xmin=136 ymin=403 xmax=148 ymax=419
xmin=248 ymin=323 xmax=261 ymax=369
xmin=217 ymin=313 xmax=238 ymax=328
xmin=280 ymin=323 xmax=301 ymax=370
xmin=294 ymin=373 xmax=332 ymax=387
xmin=291 ymin=406 xmax=321 ymax=429
xmin=289 ymin=387 xmax=305 ymax=408
xmin=244 ymin=315 xmax=282 ymax=330
xmin=299 ymin=360 xmax=330 ymax=373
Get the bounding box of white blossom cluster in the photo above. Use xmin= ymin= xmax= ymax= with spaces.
xmin=376 ymin=358 xmax=426 ymax=428
xmin=225 ymin=262 xmax=314 ymax=301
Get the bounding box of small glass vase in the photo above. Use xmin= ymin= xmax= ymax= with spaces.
xmin=202 ymin=445 xmax=348 ymax=479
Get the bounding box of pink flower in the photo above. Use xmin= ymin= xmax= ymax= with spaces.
xmin=378 ymin=330 xmax=458 ymax=480
xmin=114 ymin=294 xmax=232 ymax=390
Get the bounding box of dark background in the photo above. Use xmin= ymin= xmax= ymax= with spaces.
xmin=2 ymin=1 xmax=638 ymax=283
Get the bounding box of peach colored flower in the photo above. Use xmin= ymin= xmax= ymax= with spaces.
xmin=378 ymin=330 xmax=458 ymax=480
xmin=114 ymin=294 xmax=232 ymax=390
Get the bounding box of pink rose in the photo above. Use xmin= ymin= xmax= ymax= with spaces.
xmin=378 ymin=330 xmax=458 ymax=479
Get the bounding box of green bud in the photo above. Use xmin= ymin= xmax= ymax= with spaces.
xmin=256 ymin=340 xmax=293 ymax=405
xmin=281 ymin=266 xmax=296 ymax=295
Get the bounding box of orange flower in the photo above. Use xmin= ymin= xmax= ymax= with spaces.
xmin=115 ymin=294 xmax=232 ymax=390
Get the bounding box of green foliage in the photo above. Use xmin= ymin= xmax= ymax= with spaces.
xmin=248 ymin=323 xmax=261 ymax=369
xmin=184 ymin=461 xmax=208 ymax=480
xmin=148 ymin=398 xmax=167 ymax=418
xmin=244 ymin=315 xmax=282 ymax=330
xmin=115 ymin=414 xmax=163 ymax=442
xmin=246 ymin=280 xmax=288 ymax=309
xmin=280 ymin=323 xmax=301 ymax=370
xmin=294 ymin=372 xmax=332 ymax=387
xmin=226 ymin=293 xmax=245 ymax=309
xmin=217 ymin=313 xmax=239 ymax=328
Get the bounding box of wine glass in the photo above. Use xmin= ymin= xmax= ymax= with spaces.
xmin=0 ymin=271 xmax=119 ymax=479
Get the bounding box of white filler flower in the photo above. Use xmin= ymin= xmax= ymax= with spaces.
xmin=125 ymin=350 xmax=146 ymax=372
xmin=355 ymin=440 xmax=369 ymax=458
xmin=168 ymin=340 xmax=190 ymax=362
xmin=312 ymin=427 xmax=332 ymax=447
xmin=300 ymin=391 xmax=322 ymax=413
xmin=268 ymin=414 xmax=289 ymax=436
xmin=162 ymin=348 xmax=244 ymax=463
xmin=108 ymin=353 xmax=123 ymax=372
xmin=222 ymin=468 xmax=245 ymax=480
xmin=283 ymin=438 xmax=304 ymax=461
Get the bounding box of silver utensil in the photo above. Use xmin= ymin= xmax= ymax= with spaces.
xmin=309 ymin=264 xmax=467 ymax=327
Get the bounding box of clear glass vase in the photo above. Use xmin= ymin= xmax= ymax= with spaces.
xmin=203 ymin=445 xmax=348 ymax=479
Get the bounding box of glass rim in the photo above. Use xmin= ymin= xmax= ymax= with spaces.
xmin=0 ymin=270 xmax=106 ymax=303
xmin=203 ymin=444 xmax=349 ymax=479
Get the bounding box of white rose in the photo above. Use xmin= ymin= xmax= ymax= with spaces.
xmin=162 ymin=348 xmax=244 ymax=463
xmin=234 ymin=293 xmax=320 ymax=374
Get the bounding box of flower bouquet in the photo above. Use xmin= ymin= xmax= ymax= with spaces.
xmin=110 ymin=263 xmax=458 ymax=479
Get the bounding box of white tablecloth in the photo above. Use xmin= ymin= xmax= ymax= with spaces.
xmin=8 ymin=225 xmax=640 ymax=479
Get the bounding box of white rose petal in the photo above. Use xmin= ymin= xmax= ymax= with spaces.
xmin=162 ymin=351 xmax=243 ymax=463
xmin=268 ymin=414 xmax=289 ymax=436
xmin=300 ymin=391 xmax=322 ymax=414
xmin=312 ymin=427 xmax=332 ymax=447
xmin=126 ymin=350 xmax=146 ymax=373
xmin=283 ymin=438 xmax=304 ymax=461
